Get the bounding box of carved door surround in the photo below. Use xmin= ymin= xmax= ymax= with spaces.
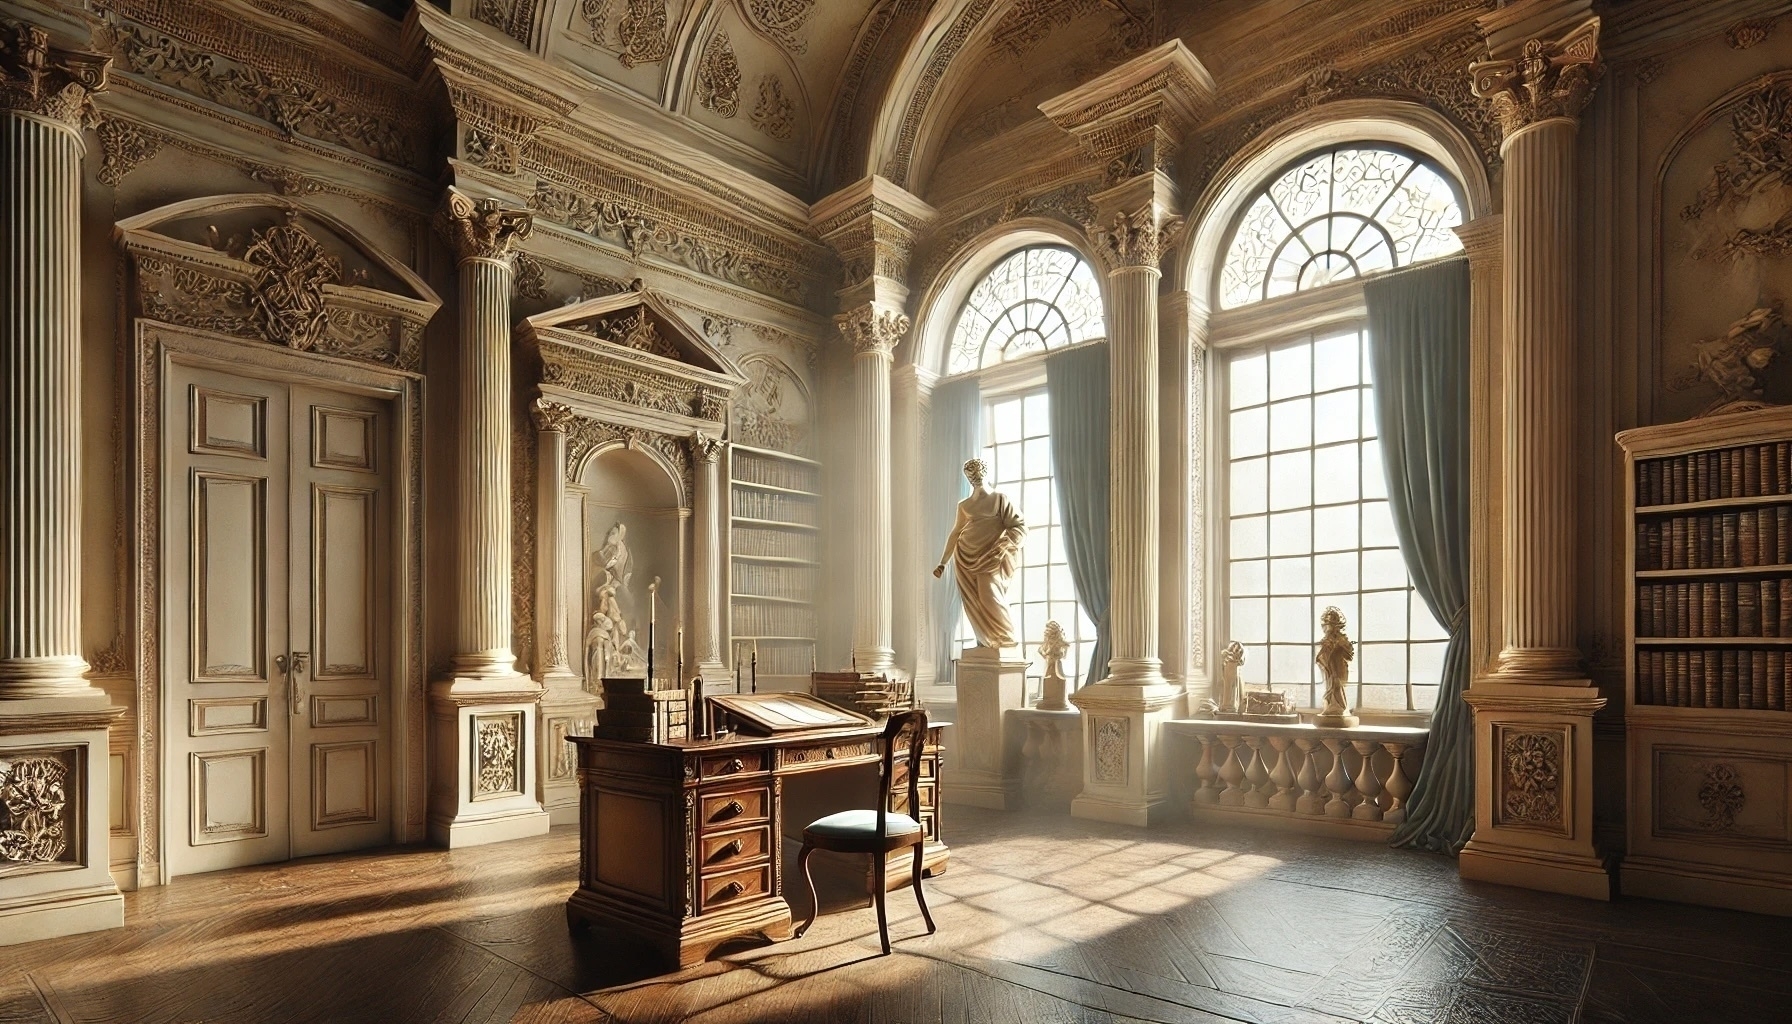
xmin=119 ymin=195 xmax=437 ymax=886
xmin=517 ymin=288 xmax=746 ymax=697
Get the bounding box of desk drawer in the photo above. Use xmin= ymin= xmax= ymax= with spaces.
xmin=701 ymin=751 xmax=767 ymax=780
xmin=702 ymin=824 xmax=771 ymax=870
xmin=701 ymin=863 xmax=771 ymax=910
xmin=701 ymin=785 xmax=770 ymax=826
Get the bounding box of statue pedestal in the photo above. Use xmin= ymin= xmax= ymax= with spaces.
xmin=1315 ymin=712 xmax=1360 ymax=728
xmin=946 ymin=647 xmax=1027 ymax=809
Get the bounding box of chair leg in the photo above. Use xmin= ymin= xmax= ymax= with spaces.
xmin=873 ymin=852 xmax=890 ymax=955
xmin=794 ymin=843 xmax=819 ymax=939
xmin=911 ymin=842 xmax=935 ymax=935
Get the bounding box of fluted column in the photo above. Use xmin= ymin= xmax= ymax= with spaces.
xmin=438 ymin=188 xmax=532 ymax=678
xmin=1460 ymin=3 xmax=1611 ymax=900
xmin=1456 ymin=216 xmax=1506 ymax=679
xmin=1093 ymin=211 xmax=1173 ymax=688
xmin=0 ymin=26 xmax=108 ymax=700
xmin=836 ymin=305 xmax=908 ymax=674
xmin=690 ymin=431 xmax=728 ymax=684
xmin=532 ymin=400 xmax=577 ymax=686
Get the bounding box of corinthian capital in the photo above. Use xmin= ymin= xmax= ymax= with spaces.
xmin=531 ymin=399 xmax=577 ymax=433
xmin=0 ymin=21 xmax=109 ymax=128
xmin=1470 ymin=16 xmax=1602 ymax=138
xmin=689 ymin=432 xmax=725 ymax=464
xmin=437 ymin=187 xmax=533 ymax=263
xmin=834 ymin=303 xmax=910 ymax=356
xmin=1089 ymin=206 xmax=1182 ymax=272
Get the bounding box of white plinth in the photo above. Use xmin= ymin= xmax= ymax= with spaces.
xmin=945 ymin=648 xmax=1027 ymax=810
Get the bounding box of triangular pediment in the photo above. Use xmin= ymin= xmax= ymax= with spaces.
xmin=521 ymin=289 xmax=741 ymax=383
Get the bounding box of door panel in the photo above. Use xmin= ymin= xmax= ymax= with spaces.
xmin=166 ymin=366 xmax=395 ymax=874
xmin=289 ymin=386 xmax=391 ymax=858
xmin=167 ymin=369 xmax=290 ymax=875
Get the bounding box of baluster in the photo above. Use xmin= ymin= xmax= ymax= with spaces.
xmin=1217 ymin=735 xmax=1247 ymax=806
xmin=1266 ymin=736 xmax=1297 ymax=812
xmin=1321 ymin=737 xmax=1353 ymax=818
xmin=1382 ymin=741 xmax=1413 ymax=824
xmin=1243 ymin=736 xmax=1272 ymax=808
xmin=1350 ymin=739 xmax=1384 ymax=821
xmin=1193 ymin=734 xmax=1220 ymax=806
xmin=1294 ymin=737 xmax=1325 ymax=814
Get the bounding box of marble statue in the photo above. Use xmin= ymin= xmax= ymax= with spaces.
xmin=1036 ymin=619 xmax=1071 ymax=711
xmin=1216 ymin=640 xmax=1244 ymax=714
xmin=1316 ymin=606 xmax=1358 ymax=727
xmin=933 ymin=458 xmax=1026 ymax=650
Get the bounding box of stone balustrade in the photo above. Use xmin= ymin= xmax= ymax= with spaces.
xmin=1166 ymin=721 xmax=1428 ymax=840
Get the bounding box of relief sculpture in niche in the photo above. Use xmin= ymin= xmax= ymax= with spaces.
xmin=584 ymin=521 xmax=649 ymax=680
xmin=474 ymin=715 xmax=521 ymax=797
xmin=0 ymin=753 xmax=71 ymax=867
xmin=580 ymin=0 xmax=672 ymax=68
xmin=1661 ymin=74 xmax=1792 ymax=420
xmin=1500 ymin=730 xmax=1563 ymax=829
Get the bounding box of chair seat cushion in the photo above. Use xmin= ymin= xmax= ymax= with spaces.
xmin=804 ymin=809 xmax=922 ymax=840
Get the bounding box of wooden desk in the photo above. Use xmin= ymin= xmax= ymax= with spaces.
xmin=565 ymin=722 xmax=948 ymax=968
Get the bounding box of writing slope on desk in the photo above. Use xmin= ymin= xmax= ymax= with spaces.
xmin=563 ymin=721 xmax=949 ymax=971
xmin=708 ymin=692 xmax=872 ymax=735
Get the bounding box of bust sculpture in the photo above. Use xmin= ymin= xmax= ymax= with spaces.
xmin=933 ymin=458 xmax=1026 ymax=651
xmin=1315 ymin=606 xmax=1359 ymax=727
xmin=1035 ymin=620 xmax=1071 ymax=711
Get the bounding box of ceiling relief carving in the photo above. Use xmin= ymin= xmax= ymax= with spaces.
xmin=95 ymin=117 xmax=162 ymax=186
xmin=989 ymin=0 xmax=1154 ymax=62
xmin=579 ymin=0 xmax=674 ymax=68
xmin=119 ymin=200 xmax=440 ymax=374
xmin=90 ymin=7 xmax=426 ymax=171
xmin=475 ymin=0 xmax=539 ymax=48
xmin=697 ymin=30 xmax=742 ymax=118
xmin=1683 ymin=77 xmax=1792 ymax=261
xmin=880 ymin=0 xmax=998 ymax=188
xmin=732 ymin=352 xmax=811 ymax=456
xmin=752 ymin=74 xmax=796 ymax=141
xmin=741 ymin=0 xmax=817 ymax=56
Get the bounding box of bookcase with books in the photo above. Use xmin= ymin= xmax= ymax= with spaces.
xmin=728 ymin=443 xmax=820 ymax=692
xmin=1617 ymin=407 xmax=1792 ymax=915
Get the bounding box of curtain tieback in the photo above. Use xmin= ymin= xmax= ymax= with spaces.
xmin=1447 ymin=605 xmax=1468 ymax=635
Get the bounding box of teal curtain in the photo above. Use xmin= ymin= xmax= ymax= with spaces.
xmin=1046 ymin=343 xmax=1111 ymax=684
xmin=928 ymin=376 xmax=981 ymax=684
xmin=1365 ymin=258 xmax=1475 ymax=855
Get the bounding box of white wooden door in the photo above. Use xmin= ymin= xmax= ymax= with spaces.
xmin=166 ymin=363 xmax=393 ymax=875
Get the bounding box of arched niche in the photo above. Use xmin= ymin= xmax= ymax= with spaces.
xmin=571 ymin=441 xmax=689 ymax=685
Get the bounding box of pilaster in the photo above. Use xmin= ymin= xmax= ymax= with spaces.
xmin=689 ymin=431 xmax=730 ymax=688
xmin=430 ymin=187 xmax=547 ymax=847
xmin=1045 ymin=41 xmax=1214 ymax=826
xmin=531 ymin=400 xmax=597 ymax=826
xmin=0 ymin=18 xmax=125 ymax=943
xmin=892 ymin=363 xmax=938 ymax=692
xmin=1459 ymin=1 xmax=1610 ymax=898
xmin=810 ymin=177 xmax=935 ymax=676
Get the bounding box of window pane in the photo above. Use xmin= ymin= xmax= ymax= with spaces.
xmin=1360 ymin=590 xmax=1409 ymax=642
xmin=1410 ymin=641 xmax=1447 ymax=687
xmin=1022 ymin=391 xmax=1049 ymax=436
xmin=1362 ymin=548 xmax=1409 ymax=591
xmin=1270 ymin=556 xmax=1311 ymax=595
xmin=1269 ymin=509 xmax=1312 ymax=556
xmin=1312 ymin=504 xmax=1358 ymax=551
xmin=1314 ymin=552 xmax=1357 ymax=592
xmin=1231 ymin=598 xmax=1268 ymax=644
xmin=1313 ymin=331 xmax=1360 ymax=389
xmin=1314 ymin=442 xmax=1361 ymax=505
xmin=1313 ymin=390 xmax=1359 ymax=445
xmin=1271 ymin=596 xmax=1313 ymax=643
xmin=1362 ymin=499 xmax=1400 ymax=548
xmin=1362 ymin=438 xmax=1388 ymax=499
xmin=993 ymin=399 xmax=1022 ymax=443
xmin=1231 ymin=351 xmax=1267 ymax=409
xmin=1231 ymin=407 xmax=1268 ymax=459
xmin=1269 ymin=397 xmax=1312 ymax=453
xmin=1268 ymin=343 xmax=1311 ymax=401
xmin=1232 ymin=457 xmax=1267 ymax=515
xmin=1269 ymin=450 xmax=1311 ymax=510
xmin=1231 ymin=516 xmax=1268 ymax=560
xmin=1232 ymin=559 xmax=1269 ymax=596
xmin=1359 ymin=643 xmax=1407 ymax=687
xmin=948 ymin=246 xmax=1105 ymax=374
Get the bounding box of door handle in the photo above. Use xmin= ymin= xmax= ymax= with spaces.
xmin=288 ymin=651 xmax=310 ymax=716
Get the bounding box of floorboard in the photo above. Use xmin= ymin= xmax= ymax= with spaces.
xmin=4 ymin=808 xmax=1787 ymax=1023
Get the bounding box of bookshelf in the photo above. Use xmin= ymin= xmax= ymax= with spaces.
xmin=729 ymin=443 xmax=819 ymax=690
xmin=1616 ymin=407 xmax=1792 ymax=915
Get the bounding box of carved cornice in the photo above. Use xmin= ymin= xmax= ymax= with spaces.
xmin=1039 ymin=39 xmax=1216 ymax=163
xmin=834 ymin=303 xmax=910 ymax=356
xmin=437 ymin=188 xmax=533 ymax=263
xmin=0 ymin=20 xmax=110 ymax=128
xmin=1470 ymin=16 xmax=1602 ymax=139
xmin=811 ymin=176 xmax=936 ymax=295
xmin=531 ymin=399 xmax=577 ymax=433
xmin=913 ymin=176 xmax=1103 ymax=293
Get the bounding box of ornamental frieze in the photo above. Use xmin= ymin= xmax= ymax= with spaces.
xmin=538 ymin=340 xmax=709 ymax=420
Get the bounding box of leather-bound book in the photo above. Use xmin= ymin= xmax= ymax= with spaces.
xmin=1720 ymin=581 xmax=1737 ymax=635
xmin=1720 ymin=649 xmax=1738 ymax=709
xmin=1739 ymin=583 xmax=1760 ymax=637
xmin=1690 ymin=649 xmax=1707 ymax=707
xmin=1770 ymin=650 xmax=1785 ymax=711
xmin=1763 ymin=580 xmax=1780 ymax=637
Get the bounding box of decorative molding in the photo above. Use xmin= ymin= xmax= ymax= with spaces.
xmin=473 ymin=712 xmax=523 ymax=798
xmin=95 ymin=116 xmax=160 ymax=186
xmin=240 ymin=212 xmax=342 ymax=352
xmin=513 ymin=252 xmax=549 ymax=300
xmin=1696 ymin=761 xmax=1745 ymax=832
xmin=732 ymin=351 xmax=811 ymax=455
xmin=696 ymin=30 xmax=741 ymax=119
xmin=742 ymin=0 xmax=816 ymax=56
xmin=437 ymin=188 xmax=534 ymax=263
xmin=880 ymin=0 xmax=998 ymax=187
xmin=0 ymin=19 xmax=110 ymax=127
xmin=473 ymin=0 xmax=537 ymax=48
xmin=1469 ymin=16 xmax=1603 ymax=139
xmin=0 ymin=752 xmax=74 ymax=868
xmin=1498 ymin=728 xmax=1565 ymax=831
xmin=751 ymin=74 xmax=795 ymax=142
xmin=690 ymin=431 xmax=725 ymax=464
xmin=1727 ymin=19 xmax=1774 ymax=50
xmin=834 ymin=304 xmax=910 ymax=356
xmin=1681 ymin=78 xmax=1792 ymax=264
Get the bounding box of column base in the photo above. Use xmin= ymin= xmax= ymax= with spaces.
xmin=696 ymin=660 xmax=736 ymax=694
xmin=1460 ymin=838 xmax=1613 ymax=901
xmin=537 ymin=674 xmax=599 ymax=829
xmin=1068 ymin=682 xmax=1183 ymax=827
xmin=946 ymin=649 xmax=1026 ymax=809
xmin=849 ymin=646 xmax=896 ymax=675
xmin=430 ymin=674 xmax=549 ymax=848
xmin=0 ymin=697 xmax=127 ymax=945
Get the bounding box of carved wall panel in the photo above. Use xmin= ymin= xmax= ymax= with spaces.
xmin=1093 ymin=716 xmax=1129 ymax=786
xmin=472 ymin=713 xmax=525 ymax=800
xmin=1653 ymin=748 xmax=1790 ymax=845
xmin=0 ymin=750 xmax=79 ymax=872
xmin=1494 ymin=726 xmax=1569 ymax=835
xmin=731 ymin=352 xmax=811 ymax=456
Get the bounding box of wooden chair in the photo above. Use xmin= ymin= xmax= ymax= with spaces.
xmin=793 ymin=709 xmax=937 ymax=955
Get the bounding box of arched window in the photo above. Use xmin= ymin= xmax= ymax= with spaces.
xmin=940 ymin=245 xmax=1104 ymax=689
xmin=947 ymin=246 xmax=1105 ymax=375
xmin=1210 ymin=144 xmax=1467 ymax=713
xmin=1218 ymin=145 xmax=1465 ymax=309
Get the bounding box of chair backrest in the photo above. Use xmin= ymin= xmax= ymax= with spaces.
xmin=876 ymin=709 xmax=928 ymax=838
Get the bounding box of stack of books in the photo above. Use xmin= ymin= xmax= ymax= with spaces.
xmin=596 ymin=677 xmax=688 ymax=743
xmin=811 ymin=671 xmax=912 ymax=715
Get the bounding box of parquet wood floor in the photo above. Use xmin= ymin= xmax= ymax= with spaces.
xmin=2 ymin=808 xmax=1786 ymax=1023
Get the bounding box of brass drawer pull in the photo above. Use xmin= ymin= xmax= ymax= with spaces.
xmin=727 ymin=758 xmax=744 ymax=772
xmin=716 ymin=799 xmax=744 ymax=819
xmin=716 ymin=881 xmax=745 ymax=900
xmin=710 ymin=838 xmax=744 ymax=863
